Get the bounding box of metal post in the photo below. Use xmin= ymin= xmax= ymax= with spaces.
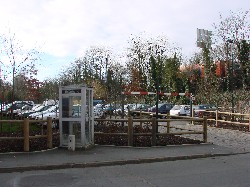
xmin=227 ymin=39 xmax=234 ymax=115
xmin=231 ymin=49 xmax=234 ymax=115
xmin=192 ymin=108 xmax=195 ymax=125
xmin=190 ymin=93 xmax=193 ymax=117
xmin=155 ymin=81 xmax=159 ymax=133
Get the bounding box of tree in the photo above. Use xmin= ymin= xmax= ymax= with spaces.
xmin=237 ymin=40 xmax=250 ymax=88
xmin=40 ymin=78 xmax=60 ymax=102
xmin=196 ymin=45 xmax=221 ymax=105
xmin=0 ymin=31 xmax=40 ymax=105
xmin=126 ymin=34 xmax=181 ymax=101
xmin=57 ymin=46 xmax=116 ymax=102
xmin=213 ymin=10 xmax=250 ymax=89
xmin=126 ymin=35 xmax=150 ymax=93
xmin=212 ymin=10 xmax=250 ymax=111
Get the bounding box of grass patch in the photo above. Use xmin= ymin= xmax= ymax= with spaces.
xmin=0 ymin=121 xmax=41 ymax=133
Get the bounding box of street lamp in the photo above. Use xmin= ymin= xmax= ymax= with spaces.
xmin=227 ymin=39 xmax=234 ymax=114
xmin=11 ymin=61 xmax=16 ymax=118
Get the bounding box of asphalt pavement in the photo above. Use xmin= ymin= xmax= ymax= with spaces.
xmin=0 ymin=143 xmax=246 ymax=173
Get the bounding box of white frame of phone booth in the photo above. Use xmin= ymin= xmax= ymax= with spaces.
xmin=59 ymin=85 xmax=94 ymax=148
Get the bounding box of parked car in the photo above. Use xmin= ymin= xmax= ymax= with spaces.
xmin=113 ymin=104 xmax=135 ymax=116
xmin=129 ymin=104 xmax=151 ymax=117
xmin=2 ymin=101 xmax=34 ymax=116
xmin=18 ymin=104 xmax=48 ymax=118
xmin=29 ymin=105 xmax=58 ymax=119
xmin=148 ymin=103 xmax=174 ymax=115
xmin=102 ymin=104 xmax=116 ymax=115
xmin=94 ymin=108 xmax=105 ymax=118
xmin=170 ymin=105 xmax=190 ymax=116
xmin=193 ymin=104 xmax=216 ymax=117
xmin=35 ymin=109 xmax=59 ymax=120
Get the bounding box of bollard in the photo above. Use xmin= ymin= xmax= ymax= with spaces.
xmin=68 ymin=135 xmax=75 ymax=151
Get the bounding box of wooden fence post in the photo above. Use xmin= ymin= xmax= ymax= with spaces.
xmin=215 ymin=110 xmax=218 ymax=127
xmin=192 ymin=108 xmax=195 ymax=125
xmin=151 ymin=117 xmax=156 ymax=146
xmin=203 ymin=116 xmax=207 ymax=143
xmin=47 ymin=117 xmax=53 ymax=149
xmin=167 ymin=114 xmax=170 ymax=133
xmin=140 ymin=110 xmax=142 ymax=127
xmin=128 ymin=117 xmax=133 ymax=146
xmin=23 ymin=118 xmax=29 ymax=152
xmin=249 ymin=113 xmax=250 ymax=132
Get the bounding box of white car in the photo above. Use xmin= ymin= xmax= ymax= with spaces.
xmin=94 ymin=108 xmax=104 ymax=118
xmin=29 ymin=105 xmax=58 ymax=119
xmin=35 ymin=110 xmax=59 ymax=120
xmin=170 ymin=105 xmax=190 ymax=116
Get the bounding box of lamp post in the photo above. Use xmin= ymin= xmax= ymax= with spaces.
xmin=11 ymin=61 xmax=16 ymax=118
xmin=227 ymin=39 xmax=234 ymax=114
xmin=156 ymin=53 xmax=164 ymax=134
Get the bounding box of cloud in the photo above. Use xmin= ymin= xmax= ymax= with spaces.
xmin=0 ymin=0 xmax=249 ymax=80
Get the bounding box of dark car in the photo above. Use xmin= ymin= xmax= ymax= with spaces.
xmin=129 ymin=104 xmax=151 ymax=117
xmin=193 ymin=104 xmax=216 ymax=117
xmin=148 ymin=103 xmax=174 ymax=114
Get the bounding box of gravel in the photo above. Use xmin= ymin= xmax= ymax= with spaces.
xmin=171 ymin=122 xmax=250 ymax=152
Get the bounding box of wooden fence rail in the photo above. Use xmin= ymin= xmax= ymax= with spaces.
xmin=0 ymin=117 xmax=53 ymax=152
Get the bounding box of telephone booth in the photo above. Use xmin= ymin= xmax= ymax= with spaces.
xmin=59 ymin=84 xmax=94 ymax=149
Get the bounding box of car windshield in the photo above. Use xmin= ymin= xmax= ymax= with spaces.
xmin=172 ymin=105 xmax=182 ymax=110
xmin=158 ymin=103 xmax=165 ymax=107
xmin=193 ymin=105 xmax=215 ymax=110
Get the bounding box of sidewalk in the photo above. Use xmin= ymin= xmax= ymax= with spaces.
xmin=0 ymin=143 xmax=244 ymax=173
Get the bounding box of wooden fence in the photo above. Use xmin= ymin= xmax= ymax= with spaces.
xmin=200 ymin=110 xmax=250 ymax=131
xmin=0 ymin=117 xmax=54 ymax=152
xmin=95 ymin=116 xmax=208 ymax=146
xmin=1 ymin=115 xmax=208 ymax=150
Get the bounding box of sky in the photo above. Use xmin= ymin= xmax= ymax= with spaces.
xmin=0 ymin=0 xmax=249 ymax=82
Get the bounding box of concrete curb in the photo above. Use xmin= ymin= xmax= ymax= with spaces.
xmin=1 ymin=152 xmax=248 ymax=174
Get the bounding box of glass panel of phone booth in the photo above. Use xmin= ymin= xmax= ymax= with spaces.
xmin=62 ymin=96 xmax=81 ymax=118
xmin=61 ymin=121 xmax=81 ymax=146
xmin=85 ymin=89 xmax=93 ymax=144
